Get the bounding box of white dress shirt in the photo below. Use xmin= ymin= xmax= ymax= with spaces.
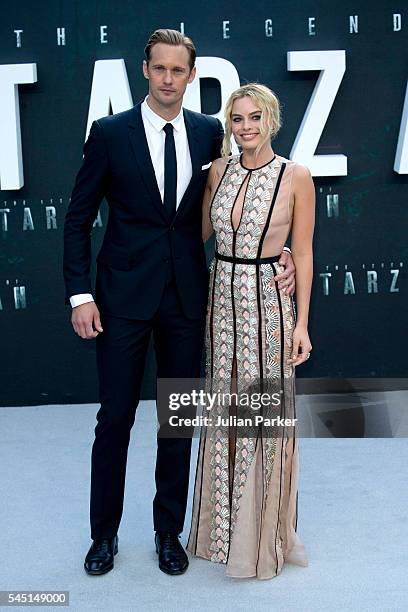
xmin=70 ymin=96 xmax=193 ymax=308
xmin=141 ymin=95 xmax=192 ymax=208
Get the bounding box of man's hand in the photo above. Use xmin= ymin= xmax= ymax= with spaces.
xmin=71 ymin=302 xmax=103 ymax=339
xmin=273 ymin=250 xmax=296 ymax=296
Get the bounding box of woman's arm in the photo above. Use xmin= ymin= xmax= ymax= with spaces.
xmin=288 ymin=163 xmax=315 ymax=366
xmin=202 ymin=159 xmax=226 ymax=243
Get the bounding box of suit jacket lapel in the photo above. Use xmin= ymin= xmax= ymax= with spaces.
xmin=128 ymin=102 xmax=167 ymax=221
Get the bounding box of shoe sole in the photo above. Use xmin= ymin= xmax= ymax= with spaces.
xmin=84 ymin=541 xmax=118 ymax=576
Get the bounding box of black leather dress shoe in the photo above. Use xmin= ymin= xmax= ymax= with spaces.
xmin=155 ymin=532 xmax=189 ymax=575
xmin=84 ymin=535 xmax=118 ymax=575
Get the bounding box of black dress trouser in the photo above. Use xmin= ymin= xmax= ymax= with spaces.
xmin=90 ymin=277 xmax=205 ymax=540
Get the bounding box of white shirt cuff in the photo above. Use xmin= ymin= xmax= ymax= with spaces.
xmin=70 ymin=293 xmax=94 ymax=308
xmin=283 ymin=246 xmax=292 ymax=253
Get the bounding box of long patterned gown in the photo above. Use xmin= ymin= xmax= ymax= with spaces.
xmin=187 ymin=153 xmax=308 ymax=579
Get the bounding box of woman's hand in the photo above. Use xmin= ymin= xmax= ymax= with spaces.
xmin=287 ymin=324 xmax=312 ymax=367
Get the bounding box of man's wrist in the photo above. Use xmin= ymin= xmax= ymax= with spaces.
xmin=283 ymin=246 xmax=292 ymax=254
xmin=70 ymin=293 xmax=94 ymax=308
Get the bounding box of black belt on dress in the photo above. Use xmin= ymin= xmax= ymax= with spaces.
xmin=215 ymin=251 xmax=280 ymax=265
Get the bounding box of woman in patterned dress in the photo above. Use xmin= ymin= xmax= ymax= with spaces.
xmin=187 ymin=83 xmax=315 ymax=579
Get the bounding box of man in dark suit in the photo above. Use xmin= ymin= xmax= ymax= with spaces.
xmin=63 ymin=29 xmax=295 ymax=577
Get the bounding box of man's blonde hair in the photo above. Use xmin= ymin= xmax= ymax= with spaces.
xmin=144 ymin=29 xmax=196 ymax=71
xmin=221 ymin=83 xmax=282 ymax=158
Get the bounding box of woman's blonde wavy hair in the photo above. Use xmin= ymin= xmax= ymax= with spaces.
xmin=221 ymin=83 xmax=282 ymax=159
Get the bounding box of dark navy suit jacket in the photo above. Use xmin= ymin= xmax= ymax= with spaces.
xmin=63 ymin=101 xmax=224 ymax=320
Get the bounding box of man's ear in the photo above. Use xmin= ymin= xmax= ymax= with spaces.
xmin=188 ymin=66 xmax=197 ymax=84
xmin=143 ymin=60 xmax=149 ymax=79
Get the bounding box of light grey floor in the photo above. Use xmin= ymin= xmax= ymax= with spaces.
xmin=1 ymin=400 xmax=407 ymax=612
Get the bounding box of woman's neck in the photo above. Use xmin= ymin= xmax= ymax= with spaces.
xmin=241 ymin=145 xmax=275 ymax=169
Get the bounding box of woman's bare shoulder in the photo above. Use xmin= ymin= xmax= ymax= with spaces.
xmin=291 ymin=162 xmax=315 ymax=202
xmin=276 ymin=154 xmax=311 ymax=178
xmin=211 ymin=156 xmax=235 ymax=172
xmin=293 ymin=161 xmax=312 ymax=180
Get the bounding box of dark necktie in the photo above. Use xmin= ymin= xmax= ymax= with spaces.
xmin=163 ymin=123 xmax=177 ymax=218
